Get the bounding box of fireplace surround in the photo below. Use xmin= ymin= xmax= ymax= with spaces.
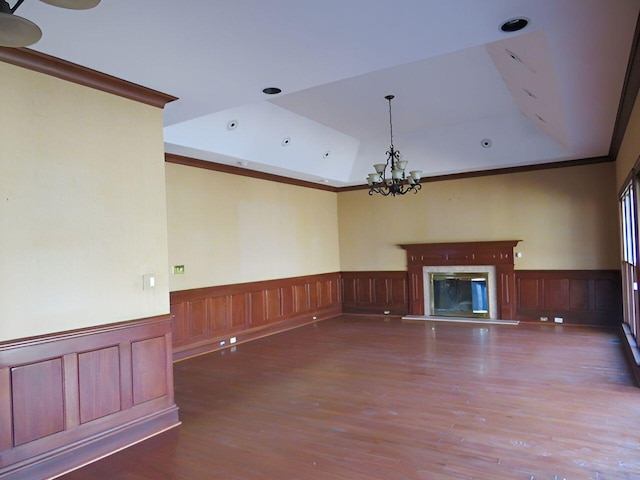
xmin=400 ymin=241 xmax=520 ymax=320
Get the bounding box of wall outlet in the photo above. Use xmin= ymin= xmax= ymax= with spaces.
xmin=540 ymin=316 xmax=548 ymax=322
xmin=230 ymin=337 xmax=237 ymax=344
xmin=173 ymin=265 xmax=185 ymax=274
xmin=554 ymin=317 xmax=564 ymax=323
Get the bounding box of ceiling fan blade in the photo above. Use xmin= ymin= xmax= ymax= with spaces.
xmin=39 ymin=0 xmax=100 ymax=10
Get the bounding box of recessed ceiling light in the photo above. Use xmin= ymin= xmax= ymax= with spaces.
xmin=523 ymin=88 xmax=537 ymax=99
xmin=263 ymin=87 xmax=282 ymax=95
xmin=226 ymin=119 xmax=238 ymax=130
xmin=281 ymin=137 xmax=291 ymax=146
xmin=481 ymin=138 xmax=492 ymax=148
xmin=500 ymin=17 xmax=529 ymax=33
xmin=323 ymin=150 xmax=331 ymax=159
xmin=535 ymin=114 xmax=546 ymax=123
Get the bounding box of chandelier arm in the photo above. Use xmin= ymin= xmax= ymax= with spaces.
xmin=11 ymin=0 xmax=25 ymax=13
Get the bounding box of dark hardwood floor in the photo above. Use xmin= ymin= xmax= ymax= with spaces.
xmin=61 ymin=316 xmax=640 ymax=479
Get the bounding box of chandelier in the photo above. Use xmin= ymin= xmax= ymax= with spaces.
xmin=367 ymin=95 xmax=421 ymax=196
xmin=0 ymin=0 xmax=100 ymax=48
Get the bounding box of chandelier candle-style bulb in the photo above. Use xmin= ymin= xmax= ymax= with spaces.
xmin=368 ymin=95 xmax=422 ymax=197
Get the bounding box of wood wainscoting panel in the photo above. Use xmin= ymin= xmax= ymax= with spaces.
xmin=231 ymin=293 xmax=248 ymax=328
xmin=265 ymin=288 xmax=281 ymax=321
xmin=250 ymin=290 xmax=267 ymax=325
xmin=210 ymin=296 xmax=229 ymax=332
xmin=281 ymin=285 xmax=295 ymax=316
xmin=544 ymin=278 xmax=567 ymax=310
xmin=170 ymin=302 xmax=187 ymax=343
xmin=294 ymin=283 xmax=310 ymax=313
xmin=170 ymin=273 xmax=342 ymax=361
xmin=517 ymin=278 xmax=540 ymax=309
xmin=569 ymin=278 xmax=590 ymax=310
xmin=0 ymin=315 xmax=179 ymax=480
xmin=319 ymin=278 xmax=339 ymax=309
xmin=596 ymin=278 xmax=618 ymax=311
xmin=131 ymin=337 xmax=169 ymax=406
xmin=187 ymin=298 xmax=210 ymax=338
xmin=341 ymin=272 xmax=409 ymax=316
xmin=515 ymin=270 xmax=622 ymax=326
xmin=78 ymin=346 xmax=121 ymax=424
xmin=0 ymin=368 xmax=11 ymax=451
xmin=11 ymin=358 xmax=65 ymax=446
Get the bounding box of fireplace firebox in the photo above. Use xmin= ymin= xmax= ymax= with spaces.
xmin=430 ymin=272 xmax=489 ymax=318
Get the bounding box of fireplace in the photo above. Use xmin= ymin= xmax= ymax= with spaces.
xmin=424 ymin=266 xmax=497 ymax=319
xmin=401 ymin=241 xmax=520 ymax=320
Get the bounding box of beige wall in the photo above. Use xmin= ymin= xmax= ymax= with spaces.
xmin=338 ymin=163 xmax=620 ymax=271
xmin=0 ymin=63 xmax=170 ymax=342
xmin=166 ymin=163 xmax=340 ymax=291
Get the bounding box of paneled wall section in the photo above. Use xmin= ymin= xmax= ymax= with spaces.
xmin=0 ymin=316 xmax=179 ymax=480
xmin=170 ymin=273 xmax=342 ymax=360
xmin=340 ymin=270 xmax=622 ymax=326
xmin=515 ymin=270 xmax=622 ymax=326
xmin=341 ymin=271 xmax=409 ymax=315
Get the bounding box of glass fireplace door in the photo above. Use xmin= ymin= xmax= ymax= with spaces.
xmin=431 ymin=273 xmax=490 ymax=318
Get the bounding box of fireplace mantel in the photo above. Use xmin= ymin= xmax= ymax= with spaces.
xmin=400 ymin=241 xmax=520 ymax=319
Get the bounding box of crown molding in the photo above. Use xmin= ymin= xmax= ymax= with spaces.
xmin=165 ymin=153 xmax=339 ymax=192
xmin=0 ymin=47 xmax=177 ymax=108
xmin=339 ymin=156 xmax=612 ymax=192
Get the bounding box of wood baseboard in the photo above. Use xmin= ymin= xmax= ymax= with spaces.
xmin=1 ymin=407 xmax=180 ymax=480
xmin=173 ymin=306 xmax=342 ymax=361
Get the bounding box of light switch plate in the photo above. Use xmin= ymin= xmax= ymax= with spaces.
xmin=143 ymin=274 xmax=155 ymax=290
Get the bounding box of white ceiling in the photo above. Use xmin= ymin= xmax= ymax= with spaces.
xmin=16 ymin=0 xmax=640 ymax=187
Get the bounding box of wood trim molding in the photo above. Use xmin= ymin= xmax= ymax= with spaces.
xmin=609 ymin=9 xmax=640 ymax=161
xmin=400 ymin=241 xmax=520 ymax=319
xmin=0 ymin=315 xmax=180 ymax=480
xmin=620 ymin=323 xmax=640 ymax=387
xmin=170 ymin=273 xmax=342 ymax=360
xmin=0 ymin=47 xmax=177 ymax=108
xmin=165 ymin=153 xmax=339 ymax=192
xmin=339 ymin=157 xmax=611 ymax=192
